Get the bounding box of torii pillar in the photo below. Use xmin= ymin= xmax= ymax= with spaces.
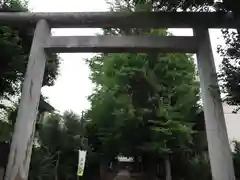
xmin=194 ymin=28 xmax=235 ymax=180
xmin=4 ymin=20 xmax=50 ymax=180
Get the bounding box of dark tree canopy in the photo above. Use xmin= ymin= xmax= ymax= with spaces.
xmin=216 ymin=1 xmax=240 ymax=110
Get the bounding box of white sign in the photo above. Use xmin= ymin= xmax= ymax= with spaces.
xmin=77 ymin=150 xmax=87 ymax=176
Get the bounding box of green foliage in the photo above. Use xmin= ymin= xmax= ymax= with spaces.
xmin=0 ymin=104 xmax=17 ymax=142
xmin=86 ymin=48 xmax=200 ymax=163
xmin=233 ymin=141 xmax=240 ymax=178
xmin=186 ymin=153 xmax=211 ymax=180
xmin=0 ymin=0 xmax=28 ymax=12
xmin=29 ymin=111 xmax=90 ymax=180
xmin=86 ymin=6 xmax=200 ymax=179
xmin=150 ymin=0 xmax=214 ymax=11
xmin=215 ymin=1 xmax=240 ymax=111
xmin=0 ymin=120 xmax=12 ymax=142
xmin=218 ymin=29 xmax=240 ymax=110
xmin=107 ymin=0 xmax=214 ymax=12
xmin=83 ymin=2 xmax=204 ymax=180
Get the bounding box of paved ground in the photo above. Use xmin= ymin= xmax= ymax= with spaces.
xmin=113 ymin=169 xmax=131 ymax=180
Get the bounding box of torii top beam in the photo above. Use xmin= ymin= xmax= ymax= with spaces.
xmin=0 ymin=12 xmax=239 ymax=28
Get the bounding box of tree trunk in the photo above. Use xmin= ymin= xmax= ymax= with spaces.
xmin=4 ymin=20 xmax=50 ymax=180
xmin=165 ymin=156 xmax=171 ymax=180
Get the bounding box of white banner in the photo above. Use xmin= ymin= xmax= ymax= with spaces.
xmin=77 ymin=150 xmax=87 ymax=176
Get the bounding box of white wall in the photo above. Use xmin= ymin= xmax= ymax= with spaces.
xmin=223 ymin=103 xmax=240 ymax=143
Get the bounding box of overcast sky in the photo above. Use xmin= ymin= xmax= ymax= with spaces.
xmin=28 ymin=0 xmax=240 ymax=142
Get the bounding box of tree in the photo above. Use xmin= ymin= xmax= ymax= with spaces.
xmin=151 ymin=0 xmax=214 ymax=11
xmin=28 ymin=111 xmax=100 ymax=180
xmin=29 ymin=111 xmax=87 ymax=180
xmin=108 ymin=0 xmax=214 ymax=12
xmin=218 ymin=29 xmax=240 ymax=109
xmin=84 ymin=1 xmax=202 ymax=180
xmin=212 ymin=0 xmax=240 ymax=111
xmin=86 ymin=35 xmax=200 ymax=180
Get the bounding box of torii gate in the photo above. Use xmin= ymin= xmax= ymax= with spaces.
xmin=0 ymin=12 xmax=238 ymax=180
